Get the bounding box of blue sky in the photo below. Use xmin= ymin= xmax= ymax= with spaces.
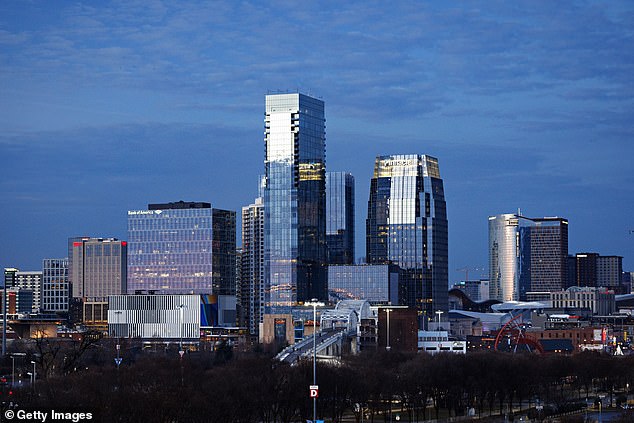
xmin=1 ymin=1 xmax=633 ymax=283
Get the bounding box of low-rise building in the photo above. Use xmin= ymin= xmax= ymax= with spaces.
xmin=550 ymin=286 xmax=615 ymax=315
xmin=418 ymin=330 xmax=466 ymax=354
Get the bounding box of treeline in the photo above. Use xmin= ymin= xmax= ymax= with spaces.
xmin=6 ymin=340 xmax=634 ymax=423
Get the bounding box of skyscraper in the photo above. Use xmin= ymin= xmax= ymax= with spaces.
xmin=326 ymin=172 xmax=355 ymax=265
xmin=264 ymin=93 xmax=327 ymax=312
xmin=71 ymin=238 xmax=127 ymax=300
xmin=488 ymin=214 xmax=521 ymax=302
xmin=127 ymin=201 xmax=236 ymax=296
xmin=42 ymin=258 xmax=69 ymax=313
xmin=366 ymin=154 xmax=448 ymax=325
xmin=526 ymin=217 xmax=568 ymax=294
xmin=241 ymin=197 xmax=265 ymax=337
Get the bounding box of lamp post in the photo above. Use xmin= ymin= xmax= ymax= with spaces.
xmin=385 ymin=308 xmax=393 ymax=351
xmin=305 ymin=299 xmax=325 ymax=423
xmin=30 ymin=360 xmax=36 ymax=393
xmin=114 ymin=310 xmax=122 ymax=367
xmin=435 ymin=310 xmax=444 ymax=341
xmin=177 ymin=304 xmax=186 ymax=387
xmin=10 ymin=352 xmax=26 ymax=386
xmin=178 ymin=304 xmax=185 ymax=354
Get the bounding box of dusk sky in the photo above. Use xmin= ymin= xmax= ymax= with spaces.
xmin=1 ymin=1 xmax=633 ymax=283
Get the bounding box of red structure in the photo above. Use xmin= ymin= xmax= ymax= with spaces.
xmin=494 ymin=314 xmax=544 ymax=353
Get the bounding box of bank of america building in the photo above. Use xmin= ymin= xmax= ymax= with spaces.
xmin=127 ymin=201 xmax=236 ymax=296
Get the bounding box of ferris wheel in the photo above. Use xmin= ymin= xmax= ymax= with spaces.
xmin=494 ymin=313 xmax=544 ymax=354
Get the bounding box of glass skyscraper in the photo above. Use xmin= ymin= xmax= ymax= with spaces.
xmin=488 ymin=214 xmax=522 ymax=302
xmin=489 ymin=214 xmax=568 ymax=301
xmin=366 ymin=154 xmax=448 ymax=325
xmin=264 ymin=93 xmax=327 ymax=312
xmin=326 ymin=172 xmax=355 ymax=265
xmin=127 ymin=201 xmax=236 ymax=296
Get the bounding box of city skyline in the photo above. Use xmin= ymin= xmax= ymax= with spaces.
xmin=1 ymin=1 xmax=633 ymax=282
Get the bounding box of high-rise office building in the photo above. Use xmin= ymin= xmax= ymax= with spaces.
xmin=570 ymin=253 xmax=599 ymax=287
xmin=241 ymin=197 xmax=265 ymax=336
xmin=42 ymin=258 xmax=69 ymax=313
xmin=366 ymin=154 xmax=448 ymax=325
xmin=568 ymin=253 xmax=623 ymax=292
xmin=489 ymin=214 xmax=522 ymax=302
xmin=326 ymin=172 xmax=355 ymax=265
xmin=489 ymin=214 xmax=568 ymax=300
xmin=526 ymin=217 xmax=568 ymax=293
xmin=71 ymin=238 xmax=127 ymax=300
xmin=127 ymin=201 xmax=236 ymax=296
xmin=264 ymin=93 xmax=327 ymax=312
xmin=12 ymin=271 xmax=42 ymax=313
xmin=597 ymin=255 xmax=623 ymax=290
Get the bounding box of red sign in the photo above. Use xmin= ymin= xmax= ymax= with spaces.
xmin=310 ymin=385 xmax=319 ymax=398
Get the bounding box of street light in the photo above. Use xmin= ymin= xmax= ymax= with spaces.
xmin=10 ymin=352 xmax=26 ymax=386
xmin=305 ymin=299 xmax=325 ymax=423
xmin=177 ymin=304 xmax=186 ymax=354
xmin=385 ymin=308 xmax=393 ymax=351
xmin=114 ymin=310 xmax=122 ymax=368
xmin=435 ymin=310 xmax=444 ymax=341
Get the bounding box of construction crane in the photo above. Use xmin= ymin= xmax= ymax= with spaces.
xmin=456 ymin=266 xmax=486 ymax=282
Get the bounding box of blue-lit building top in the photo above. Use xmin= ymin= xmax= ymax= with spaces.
xmin=326 ymin=172 xmax=355 ymax=265
xmin=328 ymin=264 xmax=399 ymax=305
xmin=127 ymin=201 xmax=236 ymax=296
xmin=366 ymin=154 xmax=448 ymax=324
xmin=264 ymin=93 xmax=327 ymax=312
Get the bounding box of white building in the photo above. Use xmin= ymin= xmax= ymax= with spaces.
xmin=108 ymin=294 xmax=200 ymax=341
xmin=418 ymin=330 xmax=466 ymax=354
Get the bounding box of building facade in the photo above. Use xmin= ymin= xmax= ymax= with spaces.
xmin=328 ymin=264 xmax=399 ymax=305
xmin=525 ymin=217 xmax=568 ymax=293
xmin=571 ymin=253 xmax=599 ymax=287
xmin=12 ymin=271 xmax=42 ymax=314
xmin=550 ymin=286 xmax=615 ymax=316
xmin=264 ymin=93 xmax=327 ymax=312
xmin=326 ymin=172 xmax=355 ymax=265
xmin=488 ymin=214 xmax=522 ymax=302
xmin=241 ymin=197 xmax=265 ymax=337
xmin=71 ymin=238 xmax=127 ymax=301
xmin=42 ymin=258 xmax=69 ymax=313
xmin=366 ymin=154 xmax=448 ymax=325
xmin=108 ymin=294 xmax=200 ymax=340
xmin=127 ymin=201 xmax=236 ymax=296
xmin=568 ymin=253 xmax=624 ymax=292
xmin=597 ymin=255 xmax=623 ymax=291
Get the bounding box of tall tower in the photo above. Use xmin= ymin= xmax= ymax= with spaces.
xmin=241 ymin=197 xmax=265 ymax=337
xmin=525 ymin=217 xmax=568 ymax=294
xmin=326 ymin=172 xmax=355 ymax=264
xmin=366 ymin=154 xmax=448 ymax=325
xmin=264 ymin=93 xmax=327 ymax=312
xmin=71 ymin=238 xmax=127 ymax=300
xmin=488 ymin=214 xmax=521 ymax=302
